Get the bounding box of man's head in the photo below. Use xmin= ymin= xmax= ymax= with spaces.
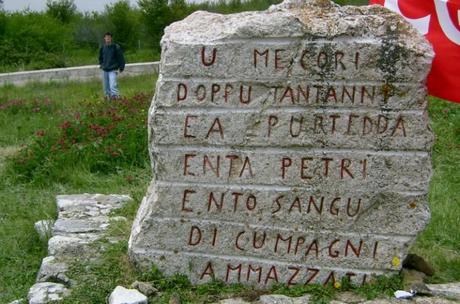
xmin=104 ymin=32 xmax=113 ymax=45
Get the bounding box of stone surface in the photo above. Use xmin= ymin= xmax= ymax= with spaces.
xmin=36 ymin=256 xmax=70 ymax=285
xmin=129 ymin=0 xmax=434 ymax=288
xmin=26 ymin=194 xmax=131 ymax=303
xmin=34 ymin=220 xmax=54 ymax=240
xmin=258 ymin=294 xmax=310 ymax=303
xmin=109 ymin=286 xmax=148 ymax=304
xmin=0 ymin=62 xmax=159 ymax=87
xmin=218 ymin=294 xmax=460 ymax=304
xmin=131 ymin=281 xmax=158 ymax=296
xmin=8 ymin=299 xmax=25 ymax=304
xmin=28 ymin=282 xmax=70 ymax=304
xmin=401 ymin=269 xmax=431 ymax=295
xmin=334 ymin=291 xmax=366 ymax=303
xmin=427 ymin=282 xmax=460 ymax=301
xmin=218 ymin=299 xmax=251 ymax=304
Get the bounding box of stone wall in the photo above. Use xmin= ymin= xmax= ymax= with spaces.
xmin=0 ymin=62 xmax=159 ymax=86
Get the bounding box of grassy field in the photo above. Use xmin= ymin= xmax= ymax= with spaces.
xmin=0 ymin=75 xmax=459 ymax=303
xmin=0 ymin=75 xmax=156 ymax=303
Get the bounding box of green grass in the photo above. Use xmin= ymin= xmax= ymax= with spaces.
xmin=0 ymin=75 xmax=458 ymax=303
xmin=412 ymin=98 xmax=460 ymax=283
xmin=0 ymin=75 xmax=156 ymax=303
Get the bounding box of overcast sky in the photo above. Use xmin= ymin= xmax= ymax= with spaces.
xmin=2 ymin=0 xmax=139 ymax=12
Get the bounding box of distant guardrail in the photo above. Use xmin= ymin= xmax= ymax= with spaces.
xmin=0 ymin=62 xmax=159 ymax=86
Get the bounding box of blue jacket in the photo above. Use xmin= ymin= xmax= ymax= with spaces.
xmin=99 ymin=43 xmax=125 ymax=72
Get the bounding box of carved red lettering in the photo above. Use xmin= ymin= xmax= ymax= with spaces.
xmin=264 ymin=266 xmax=279 ymax=285
xmin=345 ymin=239 xmax=363 ymax=257
xmin=211 ymin=84 xmax=221 ymax=102
xmin=205 ymin=117 xmax=224 ymax=139
xmin=323 ymin=271 xmax=336 ymax=286
xmin=305 ymin=240 xmax=319 ymax=258
xmin=281 ymin=157 xmax=292 ymax=179
xmin=272 ymin=195 xmax=283 ymax=214
xmin=391 ymin=116 xmax=406 ymax=137
xmin=275 ymin=49 xmax=285 ymax=70
xmin=247 ymin=265 xmax=262 ymax=283
xmin=224 ymin=84 xmax=233 ymax=103
xmin=211 ymin=227 xmax=218 ymax=246
xmin=347 ymin=198 xmax=361 ymax=217
xmin=203 ymin=155 xmax=220 ymax=177
xmin=184 ymin=115 xmax=197 ymax=138
xmin=226 ymin=264 xmax=242 ymax=282
xmin=373 ymin=241 xmax=379 ymax=259
xmin=183 ymin=154 xmax=196 ymax=176
xmin=208 ymin=192 xmax=224 ymax=212
xmin=253 ymin=231 xmax=266 ymax=249
xmin=335 ymin=51 xmax=346 ymax=70
xmin=287 ymin=266 xmax=301 ymax=286
xmin=322 ymin=157 xmax=333 ymax=177
xmin=301 ymin=157 xmax=313 ymax=180
xmin=239 ymin=157 xmax=254 ymax=178
xmin=289 ymin=116 xmax=303 ymax=137
xmin=235 ymin=231 xmax=245 ymax=251
xmin=305 ymin=268 xmax=320 ymax=284
xmin=177 ymin=83 xmax=187 ymax=101
xmin=201 ymin=47 xmax=217 ymax=66
xmin=274 ymin=234 xmax=292 ymax=254
xmin=254 ymin=49 xmax=269 ymax=67
xmin=181 ymin=189 xmax=195 ymax=212
xmin=328 ymin=239 xmax=340 ymax=258
xmin=268 ymin=115 xmax=279 ymax=137
xmin=232 ymin=192 xmax=243 ymax=212
xmin=294 ymin=237 xmax=305 ymax=255
xmin=239 ymin=85 xmax=252 ymax=104
xmin=188 ymin=226 xmax=202 ymax=246
xmin=340 ymin=159 xmax=354 ymax=179
xmin=330 ymin=114 xmax=340 ymax=134
xmin=200 ymin=262 xmax=215 ymax=280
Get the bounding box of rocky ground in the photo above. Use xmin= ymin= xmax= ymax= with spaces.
xmin=10 ymin=194 xmax=460 ymax=304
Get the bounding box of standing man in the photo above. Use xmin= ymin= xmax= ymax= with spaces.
xmin=99 ymin=32 xmax=125 ymax=99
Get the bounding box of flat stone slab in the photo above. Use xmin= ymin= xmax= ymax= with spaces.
xmin=129 ymin=0 xmax=434 ymax=288
xmin=216 ymin=294 xmax=460 ymax=304
xmin=36 ymin=256 xmax=70 ymax=285
xmin=28 ymin=282 xmax=70 ymax=304
xmin=258 ymin=294 xmax=311 ymax=304
xmin=427 ymin=282 xmax=460 ymax=301
xmin=27 ymin=194 xmax=131 ymax=303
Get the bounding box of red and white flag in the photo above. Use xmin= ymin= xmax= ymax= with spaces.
xmin=369 ymin=0 xmax=460 ymax=103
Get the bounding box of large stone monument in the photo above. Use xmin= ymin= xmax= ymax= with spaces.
xmin=129 ymin=0 xmax=434 ymax=287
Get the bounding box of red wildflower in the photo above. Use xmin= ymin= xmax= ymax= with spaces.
xmin=35 ymin=130 xmax=45 ymax=137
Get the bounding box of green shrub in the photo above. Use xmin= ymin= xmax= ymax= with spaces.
xmin=5 ymin=93 xmax=151 ymax=185
xmin=46 ymin=0 xmax=77 ymax=23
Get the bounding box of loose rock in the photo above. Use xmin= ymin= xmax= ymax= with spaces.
xmin=218 ymin=299 xmax=251 ymax=304
xmin=28 ymin=282 xmax=70 ymax=304
xmin=131 ymin=281 xmax=158 ymax=296
xmin=34 ymin=220 xmax=54 ymax=240
xmin=108 ymin=286 xmax=148 ymax=304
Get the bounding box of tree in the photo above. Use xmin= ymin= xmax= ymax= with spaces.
xmin=105 ymin=0 xmax=140 ymax=50
xmin=138 ymin=0 xmax=175 ymax=50
xmin=46 ymin=0 xmax=77 ymax=23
